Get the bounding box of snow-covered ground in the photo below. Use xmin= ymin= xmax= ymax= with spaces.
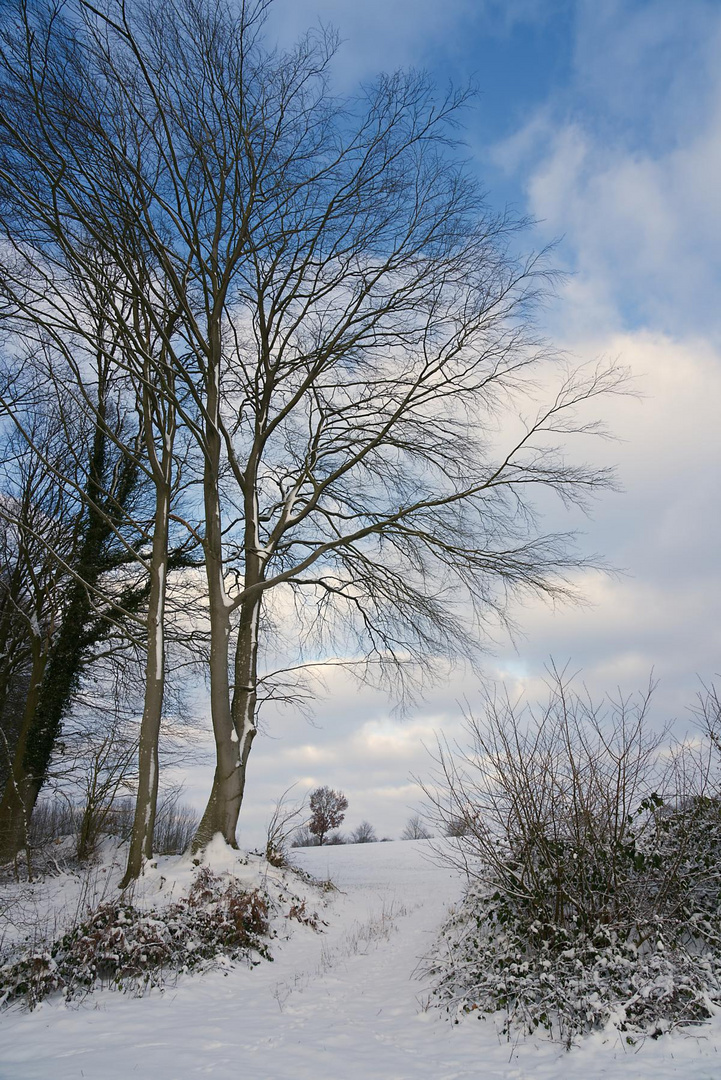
xmin=1 ymin=839 xmax=720 ymax=1079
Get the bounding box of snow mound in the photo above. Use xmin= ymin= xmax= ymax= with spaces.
xmin=0 ymin=837 xmax=329 ymax=1009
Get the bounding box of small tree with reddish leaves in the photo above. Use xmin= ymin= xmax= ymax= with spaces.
xmin=308 ymin=787 xmax=348 ymax=846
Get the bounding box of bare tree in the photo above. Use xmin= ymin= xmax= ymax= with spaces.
xmin=350 ymin=820 xmax=377 ymax=844
xmin=43 ymin=650 xmax=202 ymax=861
xmin=308 ymin=786 xmax=348 ymax=846
xmin=119 ymin=290 xmax=188 ymax=885
xmin=151 ymin=788 xmax=198 ymax=855
xmin=290 ymin=825 xmax=318 ymax=848
xmin=0 ymin=350 xmax=157 ymax=865
xmin=0 ymin=252 xmax=199 ymax=882
xmin=71 ymin=723 xmax=138 ymax=862
xmin=0 ymin=391 xmax=202 ymax=873
xmin=401 ymin=815 xmax=432 ymax=840
xmin=0 ymin=0 xmax=625 ymax=869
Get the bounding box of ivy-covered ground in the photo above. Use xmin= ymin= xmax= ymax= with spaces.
xmin=0 ymin=839 xmax=720 ymax=1079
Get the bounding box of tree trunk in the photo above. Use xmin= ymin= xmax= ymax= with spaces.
xmin=230 ymin=592 xmax=261 ymax=817
xmin=0 ymin=568 xmax=32 ymax=794
xmin=192 ymin=351 xmax=242 ymax=851
xmin=121 ymin=347 xmax=176 ymax=885
xmin=193 ymin=383 xmax=265 ymax=854
xmin=76 ymin=752 xmax=102 ymax=862
xmin=193 ymin=592 xmax=262 ymax=852
xmin=0 ymin=644 xmax=46 ymax=865
xmin=192 ymin=522 xmax=241 ymax=849
xmin=120 ymin=478 xmax=170 ymax=884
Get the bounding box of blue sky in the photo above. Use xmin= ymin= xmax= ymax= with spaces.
xmin=268 ymin=0 xmax=721 ymax=339
xmin=181 ymin=0 xmax=721 ymax=846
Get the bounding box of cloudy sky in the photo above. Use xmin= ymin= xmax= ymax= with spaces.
xmin=181 ymin=0 xmax=721 ymax=847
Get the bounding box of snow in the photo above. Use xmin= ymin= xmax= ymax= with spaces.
xmin=1 ymin=839 xmax=721 ymax=1079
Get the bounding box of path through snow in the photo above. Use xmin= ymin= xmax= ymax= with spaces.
xmin=1 ymin=840 xmax=720 ymax=1078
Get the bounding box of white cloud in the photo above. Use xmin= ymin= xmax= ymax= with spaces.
xmin=266 ymin=0 xmax=476 ymax=85
xmin=494 ymin=3 xmax=721 ymax=341
xmin=474 ymin=4 xmax=721 ymax=735
xmin=526 ymin=127 xmax=721 ymax=338
xmin=490 ymin=328 xmax=721 ymax=720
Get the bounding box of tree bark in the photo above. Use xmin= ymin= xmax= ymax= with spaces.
xmin=193 ymin=396 xmax=266 ymax=852
xmin=120 ymin=469 xmax=171 ymax=883
xmin=0 ymin=644 xmax=47 ymax=864
xmin=193 ymin=346 xmax=242 ymax=850
xmin=121 ymin=339 xmax=177 ymax=885
xmin=0 ymin=564 xmax=32 ymax=793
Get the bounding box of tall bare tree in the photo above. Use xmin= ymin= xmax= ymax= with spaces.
xmin=0 ymin=411 xmax=71 ymax=859
xmin=0 ymin=0 xmax=624 ymax=874
xmin=0 ymin=306 xmax=198 ymax=875
xmin=0 ymin=358 xmax=153 ymax=863
xmin=0 ymin=169 xmax=197 ymax=878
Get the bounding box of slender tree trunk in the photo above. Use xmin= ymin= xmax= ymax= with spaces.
xmin=76 ymin=753 xmax=101 ymax=862
xmin=225 ymin=489 xmax=265 ymax=842
xmin=121 ymin=347 xmax=176 ymax=885
xmin=230 ymin=592 xmax=261 ymax=812
xmin=120 ymin=472 xmax=171 ymax=883
xmin=193 ymin=397 xmax=265 ymax=853
xmin=193 ymin=351 xmax=242 ymax=851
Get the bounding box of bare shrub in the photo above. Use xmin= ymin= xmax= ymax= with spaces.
xmin=693 ymin=681 xmax=721 ymax=760
xmin=401 ymin=815 xmax=432 ymax=840
xmin=424 ymin=670 xmax=721 ymax=1043
xmin=98 ymin=797 xmax=135 ymax=845
xmin=264 ymin=786 xmax=309 ymax=867
xmin=23 ymin=788 xmax=197 ymax=864
xmin=291 ymin=826 xmax=319 ymax=849
xmin=27 ymin=801 xmax=78 ymax=848
xmin=444 ymin=817 xmax=470 ymax=838
xmin=350 ymin=821 xmax=377 ymax=844
xmin=152 ymin=791 xmax=198 ymax=856
xmin=71 ymin=726 xmax=138 ymax=861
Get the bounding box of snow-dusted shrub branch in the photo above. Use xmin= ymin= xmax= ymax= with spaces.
xmin=264 ymin=785 xmax=310 ymax=867
xmin=423 ymin=671 xmax=721 ymax=1045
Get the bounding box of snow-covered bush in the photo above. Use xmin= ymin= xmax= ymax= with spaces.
xmin=0 ymin=867 xmax=272 ymax=1008
xmin=433 ymin=884 xmax=721 ymax=1047
xmin=425 ymin=672 xmax=721 ymax=1044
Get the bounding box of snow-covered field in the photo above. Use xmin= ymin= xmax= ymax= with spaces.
xmin=1 ymin=839 xmax=720 ymax=1079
